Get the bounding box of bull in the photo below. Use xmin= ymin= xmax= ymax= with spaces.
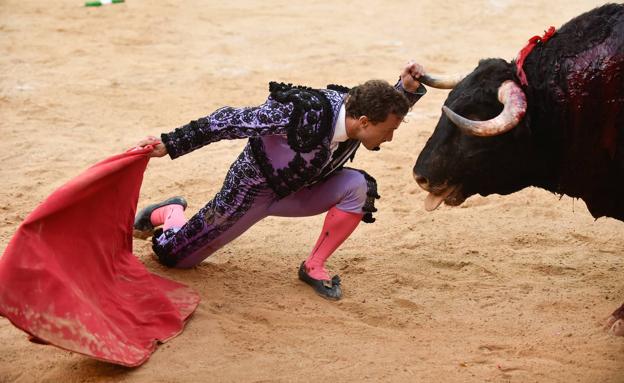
xmin=413 ymin=3 xmax=624 ymax=334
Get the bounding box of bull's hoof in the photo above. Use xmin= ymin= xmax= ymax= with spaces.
xmin=604 ymin=303 xmax=624 ymax=336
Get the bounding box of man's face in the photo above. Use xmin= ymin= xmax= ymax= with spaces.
xmin=358 ymin=113 xmax=403 ymax=150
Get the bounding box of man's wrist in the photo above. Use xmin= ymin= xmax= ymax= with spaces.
xmin=397 ymin=78 xmax=426 ymax=95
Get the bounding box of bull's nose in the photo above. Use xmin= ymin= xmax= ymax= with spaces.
xmin=413 ymin=173 xmax=430 ymax=191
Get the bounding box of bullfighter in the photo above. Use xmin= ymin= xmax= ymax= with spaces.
xmin=133 ymin=61 xmax=426 ymax=300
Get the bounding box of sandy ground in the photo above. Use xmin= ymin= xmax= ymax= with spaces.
xmin=1 ymin=0 xmax=623 ymax=381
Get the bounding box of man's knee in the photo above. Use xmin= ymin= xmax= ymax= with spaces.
xmin=151 ymin=228 xmax=182 ymax=267
xmin=336 ymin=170 xmax=369 ymax=212
xmin=335 ymin=168 xmax=379 ymax=223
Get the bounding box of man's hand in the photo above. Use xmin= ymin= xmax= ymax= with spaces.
xmin=134 ymin=135 xmax=168 ymax=157
xmin=401 ymin=60 xmax=425 ymax=92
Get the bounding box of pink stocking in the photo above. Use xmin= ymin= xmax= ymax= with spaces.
xmin=304 ymin=206 xmax=363 ymax=280
xmin=150 ymin=205 xmax=187 ymax=231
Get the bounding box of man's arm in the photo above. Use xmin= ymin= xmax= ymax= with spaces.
xmin=159 ymin=99 xmax=294 ymax=159
xmin=395 ymin=61 xmax=427 ymax=107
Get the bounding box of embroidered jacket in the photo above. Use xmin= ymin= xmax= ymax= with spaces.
xmin=161 ymin=80 xmax=426 ymax=199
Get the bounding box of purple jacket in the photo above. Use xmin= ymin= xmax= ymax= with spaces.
xmin=161 ymin=81 xmax=425 ymax=198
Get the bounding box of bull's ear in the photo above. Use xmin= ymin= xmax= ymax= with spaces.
xmin=443 ymin=80 xmax=527 ymax=137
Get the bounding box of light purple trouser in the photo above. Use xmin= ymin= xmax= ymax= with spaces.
xmin=153 ymin=165 xmax=368 ymax=268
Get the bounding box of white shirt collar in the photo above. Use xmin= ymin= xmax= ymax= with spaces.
xmin=331 ymin=104 xmax=348 ymax=143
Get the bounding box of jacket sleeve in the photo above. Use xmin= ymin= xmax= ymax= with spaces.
xmin=394 ymin=78 xmax=427 ymax=107
xmin=161 ymin=99 xmax=293 ymax=159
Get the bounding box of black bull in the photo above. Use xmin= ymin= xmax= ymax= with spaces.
xmin=413 ymin=4 xmax=624 ymax=333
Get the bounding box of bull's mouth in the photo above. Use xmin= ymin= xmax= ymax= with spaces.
xmin=423 ymin=185 xmax=465 ymax=211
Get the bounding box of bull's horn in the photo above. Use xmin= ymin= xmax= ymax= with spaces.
xmin=442 ymin=80 xmax=527 ymax=137
xmin=418 ymin=73 xmax=465 ymax=89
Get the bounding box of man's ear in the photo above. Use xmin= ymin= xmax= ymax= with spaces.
xmin=358 ymin=115 xmax=369 ymax=129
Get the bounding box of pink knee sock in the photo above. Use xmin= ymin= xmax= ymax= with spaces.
xmin=304 ymin=206 xmax=363 ymax=280
xmin=150 ymin=205 xmax=187 ymax=231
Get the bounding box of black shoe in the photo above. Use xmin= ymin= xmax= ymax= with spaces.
xmin=133 ymin=196 xmax=187 ymax=239
xmin=298 ymin=262 xmax=342 ymax=300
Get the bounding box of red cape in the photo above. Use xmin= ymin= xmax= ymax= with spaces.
xmin=0 ymin=147 xmax=199 ymax=367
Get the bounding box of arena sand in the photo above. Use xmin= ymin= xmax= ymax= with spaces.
xmin=1 ymin=0 xmax=622 ymax=381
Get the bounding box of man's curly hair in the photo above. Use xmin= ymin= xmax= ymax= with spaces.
xmin=345 ymin=80 xmax=410 ymax=123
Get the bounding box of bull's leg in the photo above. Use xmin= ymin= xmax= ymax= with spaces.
xmin=604 ymin=303 xmax=624 ymax=336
